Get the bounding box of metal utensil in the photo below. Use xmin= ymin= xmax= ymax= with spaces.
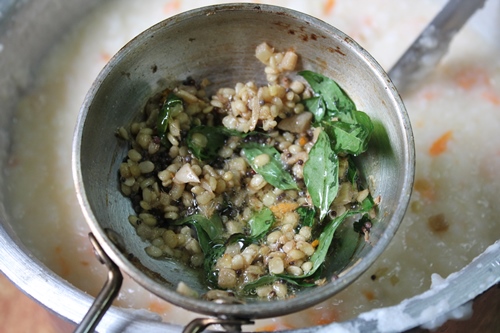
xmin=72 ymin=3 xmax=414 ymax=332
xmin=389 ymin=0 xmax=488 ymax=93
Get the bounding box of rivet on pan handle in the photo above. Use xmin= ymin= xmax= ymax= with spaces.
xmin=74 ymin=233 xmax=123 ymax=333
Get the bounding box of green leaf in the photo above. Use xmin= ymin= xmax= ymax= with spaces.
xmin=187 ymin=126 xmax=264 ymax=162
xmin=204 ymin=242 xmax=226 ymax=287
xmin=248 ymin=207 xmax=275 ymax=239
xmin=300 ymin=70 xmax=373 ymax=155
xmin=347 ymin=157 xmax=358 ymax=184
xmin=157 ymin=93 xmax=183 ymax=145
xmin=306 ymin=211 xmax=348 ymax=277
xmin=299 ymin=70 xmax=356 ymax=114
xmin=321 ymin=110 xmax=373 ymax=156
xmin=241 ymin=275 xmax=279 ymax=294
xmin=302 ymin=96 xmax=327 ymax=122
xmin=172 ymin=214 xmax=224 ymax=254
xmin=241 ymin=143 xmax=299 ymax=190
xmin=187 ymin=125 xmax=228 ymax=161
xmin=276 ymin=211 xmax=348 ymax=281
xmin=296 ymin=206 xmax=316 ymax=228
xmin=350 ymin=195 xmax=375 ymax=216
xmin=303 ymin=130 xmax=339 ymax=220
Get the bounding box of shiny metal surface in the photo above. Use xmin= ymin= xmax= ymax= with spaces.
xmin=73 ymin=3 xmax=414 ymax=320
xmin=74 ymin=233 xmax=123 ymax=333
xmin=389 ymin=0 xmax=488 ymax=93
xmin=0 ymin=0 xmax=498 ymax=332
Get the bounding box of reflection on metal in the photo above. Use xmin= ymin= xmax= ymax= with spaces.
xmin=389 ymin=0 xmax=487 ymax=94
xmin=183 ymin=317 xmax=254 ymax=333
xmin=74 ymin=233 xmax=123 ymax=333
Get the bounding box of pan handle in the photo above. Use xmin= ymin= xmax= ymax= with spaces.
xmin=74 ymin=233 xmax=123 ymax=333
xmin=183 ymin=317 xmax=254 ymax=333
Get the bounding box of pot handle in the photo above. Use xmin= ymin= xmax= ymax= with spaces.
xmin=74 ymin=233 xmax=123 ymax=333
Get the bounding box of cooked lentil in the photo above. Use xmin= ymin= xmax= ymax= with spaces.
xmin=117 ymin=42 xmax=376 ymax=299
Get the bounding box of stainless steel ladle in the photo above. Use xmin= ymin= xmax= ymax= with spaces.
xmin=72 ymin=3 xmax=417 ymax=333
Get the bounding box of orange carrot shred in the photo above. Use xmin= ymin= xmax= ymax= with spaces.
xmin=455 ymin=67 xmax=490 ymax=90
xmin=163 ymin=0 xmax=181 ymax=14
xmin=298 ymin=136 xmax=308 ymax=146
xmin=362 ymin=289 xmax=376 ymax=301
xmin=324 ymin=0 xmax=336 ymax=15
xmin=100 ymin=52 xmax=111 ymax=62
xmin=482 ymin=90 xmax=500 ymax=105
xmin=256 ymin=323 xmax=294 ymax=332
xmin=270 ymin=202 xmax=299 ymax=219
xmin=312 ymin=309 xmax=339 ymax=325
xmin=429 ymin=130 xmax=453 ymax=156
xmin=148 ymin=300 xmax=171 ymax=314
xmin=311 ymin=239 xmax=319 ymax=248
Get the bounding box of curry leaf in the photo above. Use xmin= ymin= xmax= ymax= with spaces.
xmin=296 ymin=206 xmax=316 ymax=228
xmin=304 ymin=211 xmax=348 ymax=277
xmin=242 ymin=143 xmax=299 ymax=190
xmin=157 ymin=93 xmax=183 ymax=145
xmin=276 ymin=211 xmax=348 ymax=281
xmin=187 ymin=126 xmax=227 ymax=161
xmin=324 ymin=110 xmax=374 ymax=155
xmin=242 ymin=275 xmax=279 ymax=294
xmin=302 ymin=96 xmax=327 ymax=122
xmin=299 ymin=70 xmax=356 ymax=114
xmin=187 ymin=126 xmax=264 ymax=162
xmin=303 ymin=130 xmax=339 ymax=220
xmin=248 ymin=207 xmax=275 ymax=239
xmin=204 ymin=242 xmax=226 ymax=287
xmin=323 ymin=121 xmax=367 ymax=156
xmin=350 ymin=195 xmax=375 ymax=215
xmin=172 ymin=214 xmax=224 ymax=254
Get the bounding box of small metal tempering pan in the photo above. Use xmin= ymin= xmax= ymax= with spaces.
xmin=72 ymin=3 xmax=414 ymax=332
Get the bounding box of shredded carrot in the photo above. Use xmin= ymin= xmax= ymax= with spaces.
xmin=311 ymin=239 xmax=319 ymax=248
xmin=311 ymin=308 xmax=339 ymax=325
xmin=413 ymin=178 xmax=435 ymax=201
xmin=163 ymin=0 xmax=181 ymax=14
xmin=269 ymin=202 xmax=299 ymax=219
xmin=363 ymin=16 xmax=373 ymax=27
xmin=482 ymin=90 xmax=500 ymax=105
xmin=362 ymin=289 xmax=376 ymax=301
xmin=455 ymin=67 xmax=490 ymax=90
xmin=324 ymin=0 xmax=336 ymax=15
xmin=298 ymin=136 xmax=308 ymax=146
xmin=256 ymin=323 xmax=294 ymax=332
xmin=148 ymin=300 xmax=171 ymax=314
xmin=429 ymin=130 xmax=453 ymax=156
xmin=421 ymin=88 xmax=438 ymax=101
xmin=100 ymin=52 xmax=111 ymax=62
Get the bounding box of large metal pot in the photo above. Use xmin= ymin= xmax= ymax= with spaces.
xmin=0 ymin=0 xmax=499 ymax=332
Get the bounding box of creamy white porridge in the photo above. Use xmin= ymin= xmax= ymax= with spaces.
xmin=5 ymin=0 xmax=500 ymax=330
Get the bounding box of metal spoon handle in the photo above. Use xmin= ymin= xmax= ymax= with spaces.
xmin=389 ymin=0 xmax=487 ymax=93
